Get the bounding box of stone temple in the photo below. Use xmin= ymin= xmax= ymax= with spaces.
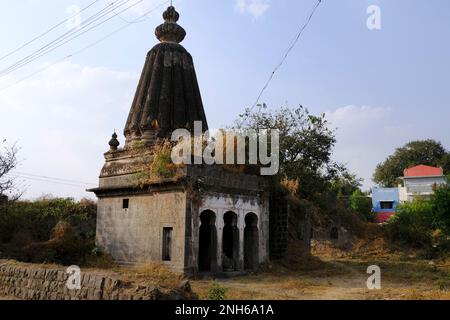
xmin=90 ymin=6 xmax=288 ymax=274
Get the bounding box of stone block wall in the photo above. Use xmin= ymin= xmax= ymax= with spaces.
xmin=0 ymin=261 xmax=195 ymax=300
xmin=269 ymin=193 xmax=289 ymax=258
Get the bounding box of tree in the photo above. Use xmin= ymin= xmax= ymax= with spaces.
xmin=432 ymin=185 xmax=450 ymax=233
xmin=330 ymin=166 xmax=363 ymax=197
xmin=350 ymin=189 xmax=373 ymax=222
xmin=236 ymin=105 xmax=342 ymax=198
xmin=373 ymin=140 xmax=450 ymax=187
xmin=0 ymin=140 xmax=19 ymax=198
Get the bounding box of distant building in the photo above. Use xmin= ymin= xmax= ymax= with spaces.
xmin=372 ymin=188 xmax=400 ymax=223
xmin=372 ymin=165 xmax=447 ymax=223
xmin=399 ymin=165 xmax=447 ymax=202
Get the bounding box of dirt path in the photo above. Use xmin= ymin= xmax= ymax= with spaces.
xmin=190 ymin=255 xmax=450 ymax=300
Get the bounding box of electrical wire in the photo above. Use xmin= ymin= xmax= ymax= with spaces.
xmin=0 ymin=0 xmax=101 ymax=62
xmin=0 ymin=0 xmax=169 ymax=93
xmin=250 ymin=0 xmax=323 ymax=112
xmin=0 ymin=0 xmax=139 ymax=77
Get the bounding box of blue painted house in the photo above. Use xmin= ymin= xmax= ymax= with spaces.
xmin=372 ymin=188 xmax=400 ymax=223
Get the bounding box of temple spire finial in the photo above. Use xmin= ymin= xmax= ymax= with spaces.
xmin=108 ymin=131 xmax=120 ymax=151
xmin=155 ymin=5 xmax=186 ymax=43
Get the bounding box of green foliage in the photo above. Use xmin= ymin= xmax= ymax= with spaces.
xmin=386 ymin=184 xmax=450 ymax=257
xmin=0 ymin=198 xmax=97 ymax=265
xmin=432 ymin=184 xmax=450 ymax=232
xmin=236 ymin=104 xmax=367 ymax=234
xmin=386 ymin=199 xmax=435 ymax=248
xmin=350 ymin=190 xmax=374 ymax=222
xmin=237 ymin=105 xmax=341 ymax=198
xmin=373 ymin=140 xmax=449 ymax=187
xmin=207 ymin=282 xmax=228 ymax=300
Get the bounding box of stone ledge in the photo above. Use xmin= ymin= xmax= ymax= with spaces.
xmin=0 ymin=260 xmax=196 ymax=300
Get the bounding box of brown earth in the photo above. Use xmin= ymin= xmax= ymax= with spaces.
xmin=191 ymin=238 xmax=450 ymax=300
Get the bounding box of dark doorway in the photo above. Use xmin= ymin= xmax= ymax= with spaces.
xmin=162 ymin=227 xmax=173 ymax=261
xmin=222 ymin=211 xmax=239 ymax=271
xmin=199 ymin=210 xmax=217 ymax=272
xmin=244 ymin=213 xmax=259 ymax=270
xmin=330 ymin=227 xmax=339 ymax=239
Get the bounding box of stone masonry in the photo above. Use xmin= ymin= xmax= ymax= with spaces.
xmin=0 ymin=260 xmax=195 ymax=300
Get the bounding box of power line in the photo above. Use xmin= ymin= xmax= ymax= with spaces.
xmin=0 ymin=0 xmax=138 ymax=77
xmin=14 ymin=171 xmax=97 ymax=186
xmin=3 ymin=0 xmax=144 ymax=75
xmin=250 ymin=0 xmax=323 ymax=112
xmin=8 ymin=174 xmax=94 ymax=188
xmin=0 ymin=0 xmax=101 ymax=63
xmin=0 ymin=0 xmax=169 ymax=93
xmin=0 ymin=0 xmax=136 ymax=76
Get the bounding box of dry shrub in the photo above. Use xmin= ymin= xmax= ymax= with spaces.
xmin=135 ymin=139 xmax=184 ymax=186
xmin=259 ymin=240 xmax=328 ymax=274
xmin=119 ymin=263 xmax=183 ymax=288
xmin=281 ymin=177 xmax=299 ymax=195
xmin=23 ymin=220 xmax=95 ymax=265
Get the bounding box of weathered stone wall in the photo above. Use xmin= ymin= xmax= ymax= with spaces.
xmin=269 ymin=194 xmax=289 ymax=258
xmin=0 ymin=261 xmax=195 ymax=300
xmin=96 ymin=191 xmax=187 ymax=272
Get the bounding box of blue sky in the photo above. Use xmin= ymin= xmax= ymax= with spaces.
xmin=0 ymin=0 xmax=449 ymax=199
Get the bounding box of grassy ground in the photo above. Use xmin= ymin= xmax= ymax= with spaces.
xmin=191 ymin=242 xmax=450 ymax=300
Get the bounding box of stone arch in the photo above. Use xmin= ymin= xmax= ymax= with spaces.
xmin=330 ymin=227 xmax=339 ymax=240
xmin=222 ymin=211 xmax=239 ymax=271
xmin=198 ymin=210 xmax=217 ymax=272
xmin=244 ymin=212 xmax=259 ymax=270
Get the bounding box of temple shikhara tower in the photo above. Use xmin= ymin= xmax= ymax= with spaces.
xmin=89 ymin=6 xmax=276 ymax=275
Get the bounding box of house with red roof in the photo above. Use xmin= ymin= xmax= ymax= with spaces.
xmin=399 ymin=165 xmax=447 ymax=202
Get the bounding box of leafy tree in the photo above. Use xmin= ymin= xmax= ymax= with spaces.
xmin=236 ymin=105 xmax=342 ymax=198
xmin=373 ymin=140 xmax=449 ymax=187
xmin=432 ymin=185 xmax=450 ymax=232
xmin=330 ymin=167 xmax=363 ymax=197
xmin=350 ymin=189 xmax=373 ymax=222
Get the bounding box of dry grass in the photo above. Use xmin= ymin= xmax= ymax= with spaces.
xmin=191 ymin=238 xmax=450 ymax=300
xmin=116 ymin=263 xmax=183 ymax=289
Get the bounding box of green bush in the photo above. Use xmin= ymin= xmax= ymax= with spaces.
xmin=386 ymin=199 xmax=435 ymax=248
xmin=350 ymin=190 xmax=374 ymax=222
xmin=207 ymin=282 xmax=228 ymax=300
xmin=0 ymin=198 xmax=97 ymax=265
xmin=432 ymin=184 xmax=450 ymax=232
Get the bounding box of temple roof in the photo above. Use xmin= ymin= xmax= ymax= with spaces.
xmin=124 ymin=6 xmax=208 ymax=144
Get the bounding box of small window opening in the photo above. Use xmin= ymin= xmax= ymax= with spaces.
xmin=380 ymin=201 xmax=394 ymax=210
xmin=162 ymin=227 xmax=173 ymax=261
xmin=122 ymin=199 xmax=129 ymax=209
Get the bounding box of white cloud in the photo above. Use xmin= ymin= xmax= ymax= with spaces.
xmin=326 ymin=105 xmax=413 ymax=190
xmin=0 ymin=61 xmax=138 ymax=200
xmin=235 ymin=0 xmax=270 ymax=18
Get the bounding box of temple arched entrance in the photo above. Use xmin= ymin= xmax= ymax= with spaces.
xmin=199 ymin=210 xmax=217 ymax=272
xmin=244 ymin=212 xmax=259 ymax=270
xmin=222 ymin=211 xmax=239 ymax=271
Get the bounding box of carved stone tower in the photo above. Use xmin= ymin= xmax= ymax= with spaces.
xmin=124 ymin=6 xmax=207 ymax=145
xmin=90 ymin=7 xmax=270 ymax=275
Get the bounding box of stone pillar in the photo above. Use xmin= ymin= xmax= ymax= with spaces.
xmin=216 ymin=209 xmax=224 ymax=272
xmin=238 ymin=210 xmax=245 ymax=271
